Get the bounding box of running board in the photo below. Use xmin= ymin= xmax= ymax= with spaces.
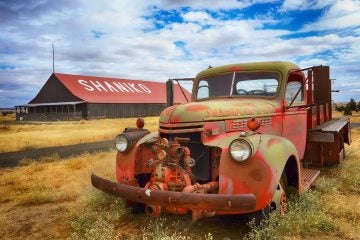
xmin=300 ymin=168 xmax=320 ymax=191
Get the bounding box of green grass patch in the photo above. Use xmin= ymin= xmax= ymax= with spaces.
xmin=69 ymin=190 xmax=130 ymax=240
xmin=142 ymin=218 xmax=192 ymax=240
xmin=245 ymin=191 xmax=339 ymax=240
xmin=338 ymin=150 xmax=360 ymax=194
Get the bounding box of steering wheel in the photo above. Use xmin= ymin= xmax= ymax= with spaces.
xmin=247 ymin=89 xmax=267 ymax=95
xmin=236 ymin=89 xmax=248 ymax=95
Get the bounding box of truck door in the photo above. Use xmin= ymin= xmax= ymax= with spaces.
xmin=282 ymin=73 xmax=307 ymax=159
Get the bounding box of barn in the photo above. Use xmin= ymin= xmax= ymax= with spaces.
xmin=15 ymin=73 xmax=190 ymax=121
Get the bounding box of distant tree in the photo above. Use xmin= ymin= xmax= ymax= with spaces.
xmin=349 ymin=98 xmax=357 ymax=111
xmin=335 ymin=104 xmax=345 ymax=112
xmin=358 ymin=101 xmax=360 ymax=111
xmin=344 ymin=103 xmax=352 ymax=115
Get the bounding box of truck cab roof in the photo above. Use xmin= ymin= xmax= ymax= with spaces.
xmin=196 ymin=61 xmax=300 ymax=79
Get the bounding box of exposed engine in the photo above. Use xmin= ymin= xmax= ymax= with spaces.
xmin=142 ymin=137 xmax=219 ymax=218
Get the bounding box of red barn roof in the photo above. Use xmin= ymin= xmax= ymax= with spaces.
xmin=31 ymin=73 xmax=191 ymax=104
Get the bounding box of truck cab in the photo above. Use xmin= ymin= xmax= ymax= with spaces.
xmin=92 ymin=61 xmax=351 ymax=221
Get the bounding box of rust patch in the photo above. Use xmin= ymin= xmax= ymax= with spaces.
xmin=267 ymin=138 xmax=281 ymax=148
xmin=161 ymin=106 xmax=176 ymax=117
xmin=185 ymin=104 xmax=210 ymax=112
xmin=169 ymin=116 xmax=181 ymax=123
xmin=229 ymin=66 xmax=242 ymax=71
xmin=249 ymin=168 xmax=263 ymax=182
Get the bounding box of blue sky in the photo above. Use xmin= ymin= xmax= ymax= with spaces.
xmin=0 ymin=0 xmax=359 ymax=107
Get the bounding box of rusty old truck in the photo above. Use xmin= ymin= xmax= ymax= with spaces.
xmin=91 ymin=61 xmax=351 ymax=221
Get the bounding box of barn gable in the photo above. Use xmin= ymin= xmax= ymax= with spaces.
xmin=30 ymin=74 xmax=82 ymax=103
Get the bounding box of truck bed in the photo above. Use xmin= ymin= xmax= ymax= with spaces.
xmin=305 ymin=118 xmax=350 ymax=167
xmin=309 ymin=118 xmax=349 ymax=133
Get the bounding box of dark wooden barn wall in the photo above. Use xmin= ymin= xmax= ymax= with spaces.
xmin=30 ymin=75 xmax=81 ymax=103
xmin=16 ymin=111 xmax=82 ymax=121
xmin=86 ymin=103 xmax=166 ymax=119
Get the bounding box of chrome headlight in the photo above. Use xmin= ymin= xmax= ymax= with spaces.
xmin=114 ymin=134 xmax=129 ymax=152
xmin=229 ymin=139 xmax=253 ymax=162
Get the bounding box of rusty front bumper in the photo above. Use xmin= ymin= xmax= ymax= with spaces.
xmin=91 ymin=173 xmax=256 ymax=212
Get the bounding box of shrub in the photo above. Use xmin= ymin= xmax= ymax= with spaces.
xmin=349 ymin=98 xmax=358 ymax=111
xmin=344 ymin=103 xmax=352 ymax=115
xmin=335 ymin=105 xmax=345 ymax=112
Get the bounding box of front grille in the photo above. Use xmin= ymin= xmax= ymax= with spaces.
xmin=159 ymin=122 xmax=204 ymax=142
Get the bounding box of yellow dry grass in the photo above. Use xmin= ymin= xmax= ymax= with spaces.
xmin=314 ymin=129 xmax=360 ymax=239
xmin=0 ymin=117 xmax=159 ymax=152
xmin=0 ymin=113 xmax=15 ymax=121
xmin=0 ymin=150 xmax=115 ymax=239
xmin=332 ymin=110 xmax=360 ymax=123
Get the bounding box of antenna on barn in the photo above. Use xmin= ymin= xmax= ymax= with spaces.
xmin=52 ymin=42 xmax=55 ymax=73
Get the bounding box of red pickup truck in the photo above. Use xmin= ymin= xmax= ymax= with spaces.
xmin=92 ymin=61 xmax=351 ymax=222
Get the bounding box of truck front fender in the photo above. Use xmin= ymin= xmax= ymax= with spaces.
xmin=115 ymin=132 xmax=158 ymax=183
xmin=206 ymin=133 xmax=300 ymax=211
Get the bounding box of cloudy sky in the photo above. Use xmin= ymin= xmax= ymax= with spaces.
xmin=0 ymin=0 xmax=359 ymax=107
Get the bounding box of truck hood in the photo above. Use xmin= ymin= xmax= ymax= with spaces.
xmin=160 ymin=99 xmax=280 ymax=123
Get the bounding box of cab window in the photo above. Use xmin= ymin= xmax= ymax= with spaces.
xmin=197 ymin=80 xmax=209 ymax=99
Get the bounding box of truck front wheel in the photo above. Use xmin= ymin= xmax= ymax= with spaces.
xmin=271 ymin=171 xmax=288 ymax=215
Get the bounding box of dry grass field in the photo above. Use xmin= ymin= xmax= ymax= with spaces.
xmin=0 ymin=112 xmax=359 ymax=239
xmin=332 ymin=110 xmax=360 ymax=123
xmin=0 ymin=116 xmax=159 ymax=152
xmin=0 ymin=113 xmax=15 ymax=121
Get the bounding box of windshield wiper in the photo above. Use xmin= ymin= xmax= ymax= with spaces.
xmin=229 ymin=72 xmax=236 ymax=98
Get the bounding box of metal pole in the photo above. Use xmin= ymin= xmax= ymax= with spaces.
xmin=52 ymin=42 xmax=55 ymax=73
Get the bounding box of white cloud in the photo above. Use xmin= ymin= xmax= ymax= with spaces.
xmin=302 ymin=0 xmax=360 ymax=31
xmin=281 ymin=0 xmax=335 ymax=11
xmin=339 ymin=82 xmax=360 ymax=87
xmin=182 ymin=11 xmax=212 ymax=23
xmin=155 ymin=0 xmax=277 ymax=11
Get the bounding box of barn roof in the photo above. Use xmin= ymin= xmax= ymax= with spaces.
xmin=30 ymin=73 xmax=191 ymax=104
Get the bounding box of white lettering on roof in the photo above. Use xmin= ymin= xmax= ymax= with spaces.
xmin=77 ymin=79 xmax=152 ymax=94
xmin=138 ymin=84 xmax=151 ymax=93
xmin=127 ymin=83 xmax=143 ymax=93
xmin=78 ymin=80 xmax=94 ymax=91
xmin=124 ymin=83 xmax=135 ymax=93
xmin=112 ymin=82 xmax=130 ymax=92
xmin=90 ymin=80 xmax=108 ymax=92
xmin=104 ymin=81 xmax=119 ymax=92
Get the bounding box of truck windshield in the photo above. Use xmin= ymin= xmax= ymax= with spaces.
xmin=196 ymin=72 xmax=280 ymax=100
